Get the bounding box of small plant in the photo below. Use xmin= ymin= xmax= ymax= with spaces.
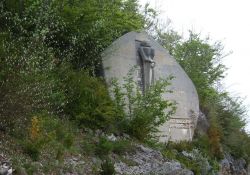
xmin=22 ymin=113 xmax=75 ymax=161
xmin=22 ymin=141 xmax=41 ymax=161
xmin=95 ymin=137 xmax=114 ymax=156
xmin=112 ymin=140 xmax=133 ymax=155
xmin=80 ymin=139 xmax=97 ymax=156
xmin=30 ymin=116 xmax=40 ymax=141
xmin=22 ymin=116 xmax=43 ymax=160
xmin=166 ymin=141 xmax=194 ymax=152
xmin=100 ymin=158 xmax=115 ymax=175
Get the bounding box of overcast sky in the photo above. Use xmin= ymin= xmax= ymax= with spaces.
xmin=139 ymin=0 xmax=250 ymax=132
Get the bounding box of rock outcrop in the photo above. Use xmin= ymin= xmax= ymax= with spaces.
xmin=195 ymin=111 xmax=210 ymax=136
xmin=114 ymin=145 xmax=193 ymax=175
xmin=219 ymin=154 xmax=248 ymax=175
xmin=0 ymin=154 xmax=13 ymax=175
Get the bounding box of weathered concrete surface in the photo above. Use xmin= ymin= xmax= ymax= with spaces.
xmin=102 ymin=31 xmax=199 ymax=142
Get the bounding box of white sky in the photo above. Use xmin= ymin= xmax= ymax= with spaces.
xmin=139 ymin=0 xmax=250 ymax=132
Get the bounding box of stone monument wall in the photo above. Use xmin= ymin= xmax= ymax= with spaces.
xmin=102 ymin=31 xmax=199 ymax=142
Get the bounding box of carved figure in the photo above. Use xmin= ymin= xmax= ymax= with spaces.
xmin=138 ymin=41 xmax=155 ymax=91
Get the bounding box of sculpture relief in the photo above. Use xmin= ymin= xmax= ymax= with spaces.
xmin=138 ymin=41 xmax=155 ymax=92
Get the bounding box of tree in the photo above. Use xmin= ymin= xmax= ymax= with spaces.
xmin=0 ymin=0 xmax=148 ymax=134
xmin=157 ymin=29 xmax=250 ymax=159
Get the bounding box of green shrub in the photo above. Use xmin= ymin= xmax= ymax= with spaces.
xmin=95 ymin=137 xmax=114 ymax=156
xmin=224 ymin=130 xmax=250 ymax=160
xmin=80 ymin=132 xmax=133 ymax=157
xmin=23 ymin=162 xmax=39 ymax=175
xmin=95 ymin=137 xmax=134 ymax=157
xmin=63 ymin=70 xmax=118 ymax=131
xmin=81 ymin=140 xmax=97 ymax=156
xmin=112 ymin=140 xmax=133 ymax=155
xmin=111 ymin=69 xmax=176 ymax=141
xmin=100 ymin=158 xmax=115 ymax=175
xmin=193 ymin=134 xmax=211 ymax=156
xmin=162 ymin=149 xmax=177 ymax=160
xmin=22 ymin=140 xmax=42 ymax=161
xmin=166 ymin=141 xmax=194 ymax=152
xmin=21 ymin=113 xmax=75 ymax=160
xmin=39 ymin=114 xmax=75 ymax=146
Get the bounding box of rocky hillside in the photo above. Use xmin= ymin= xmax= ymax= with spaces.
xmin=1 ymin=1 xmax=250 ymax=175
xmin=1 ymin=130 xmax=249 ymax=175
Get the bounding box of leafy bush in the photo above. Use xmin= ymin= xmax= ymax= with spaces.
xmin=193 ymin=134 xmax=211 ymax=156
xmin=166 ymin=141 xmax=194 ymax=152
xmin=158 ymin=29 xmax=250 ymax=160
xmin=95 ymin=137 xmax=133 ymax=157
xmin=112 ymin=140 xmax=133 ymax=155
xmin=0 ymin=0 xmax=146 ymax=136
xmin=95 ymin=137 xmax=114 ymax=156
xmin=111 ymin=69 xmax=176 ymax=141
xmin=22 ymin=113 xmax=75 ymax=160
xmin=22 ymin=140 xmax=42 ymax=161
xmin=63 ymin=69 xmax=118 ymax=131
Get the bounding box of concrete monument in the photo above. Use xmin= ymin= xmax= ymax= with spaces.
xmin=102 ymin=31 xmax=199 ymax=142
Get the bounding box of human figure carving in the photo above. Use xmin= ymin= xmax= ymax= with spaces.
xmin=138 ymin=41 xmax=155 ymax=91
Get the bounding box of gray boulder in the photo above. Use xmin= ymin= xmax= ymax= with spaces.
xmin=196 ymin=111 xmax=210 ymax=135
xmin=219 ymin=154 xmax=247 ymax=175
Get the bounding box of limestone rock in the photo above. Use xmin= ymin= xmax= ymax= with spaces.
xmin=219 ymin=154 xmax=247 ymax=175
xmin=0 ymin=155 xmax=13 ymax=175
xmin=196 ymin=111 xmax=210 ymax=135
xmin=114 ymin=144 xmax=193 ymax=175
xmin=0 ymin=167 xmax=8 ymax=175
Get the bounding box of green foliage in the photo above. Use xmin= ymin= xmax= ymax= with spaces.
xmin=22 ymin=113 xmax=75 ymax=161
xmin=63 ymin=69 xmax=118 ymax=131
xmin=166 ymin=141 xmax=194 ymax=152
xmin=1 ymin=0 xmax=250 ymax=171
xmin=0 ymin=0 xmax=147 ymax=133
xmin=208 ymin=120 xmax=223 ymax=159
xmin=112 ymin=140 xmax=133 ymax=155
xmin=111 ymin=69 xmax=176 ymax=141
xmin=23 ymin=162 xmax=39 ymax=175
xmin=0 ymin=27 xmax=66 ymax=134
xmin=157 ymin=29 xmax=182 ymax=55
xmin=1 ymin=0 xmax=145 ymax=70
xmin=193 ymin=134 xmax=211 ymax=156
xmin=100 ymin=158 xmax=115 ymax=175
xmin=96 ymin=137 xmax=114 ymax=156
xmin=79 ymin=132 xmax=97 ymax=156
xmin=224 ymin=130 xmax=250 ymax=161
xmin=22 ymin=140 xmax=42 ymax=161
xmin=95 ymin=137 xmax=133 ymax=157
xmin=174 ymin=32 xmax=226 ymax=104
xmin=157 ymin=28 xmax=250 ymax=160
xmin=164 ymin=141 xmax=220 ymax=174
